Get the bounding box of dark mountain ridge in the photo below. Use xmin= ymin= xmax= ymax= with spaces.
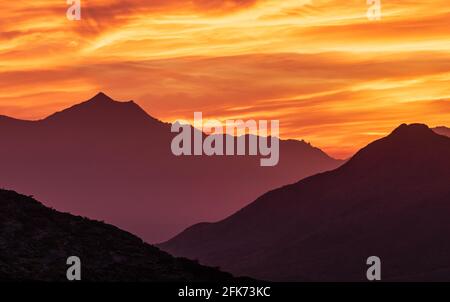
xmin=433 ymin=126 xmax=450 ymax=138
xmin=0 ymin=188 xmax=235 ymax=281
xmin=0 ymin=92 xmax=342 ymax=243
xmin=161 ymin=124 xmax=450 ymax=281
xmin=43 ymin=92 xmax=165 ymax=128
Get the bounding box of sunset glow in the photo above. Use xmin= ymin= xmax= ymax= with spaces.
xmin=1 ymin=0 xmax=450 ymax=158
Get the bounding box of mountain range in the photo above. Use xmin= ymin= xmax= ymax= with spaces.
xmin=0 ymin=92 xmax=342 ymax=243
xmin=433 ymin=126 xmax=450 ymax=138
xmin=0 ymin=188 xmax=236 ymax=281
xmin=160 ymin=124 xmax=450 ymax=281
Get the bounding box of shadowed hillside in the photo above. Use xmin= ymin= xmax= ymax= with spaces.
xmin=0 ymin=189 xmax=235 ymax=281
xmin=161 ymin=124 xmax=450 ymax=281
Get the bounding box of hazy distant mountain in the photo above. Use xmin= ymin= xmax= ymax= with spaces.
xmin=0 ymin=92 xmax=342 ymax=242
xmin=161 ymin=124 xmax=450 ymax=281
xmin=433 ymin=126 xmax=450 ymax=137
xmin=0 ymin=189 xmax=234 ymax=281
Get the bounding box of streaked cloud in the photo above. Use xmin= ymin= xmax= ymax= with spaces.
xmin=1 ymin=0 xmax=449 ymax=158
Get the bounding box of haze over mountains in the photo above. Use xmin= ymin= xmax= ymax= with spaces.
xmin=0 ymin=189 xmax=235 ymax=281
xmin=161 ymin=124 xmax=450 ymax=281
xmin=433 ymin=126 xmax=450 ymax=138
xmin=0 ymin=92 xmax=342 ymax=243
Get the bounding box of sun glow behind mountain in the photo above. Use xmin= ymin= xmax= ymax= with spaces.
xmin=1 ymin=0 xmax=450 ymax=158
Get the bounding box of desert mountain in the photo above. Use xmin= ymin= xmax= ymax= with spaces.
xmin=160 ymin=124 xmax=450 ymax=281
xmin=0 ymin=189 xmax=234 ymax=281
xmin=433 ymin=126 xmax=450 ymax=137
xmin=0 ymin=92 xmax=342 ymax=242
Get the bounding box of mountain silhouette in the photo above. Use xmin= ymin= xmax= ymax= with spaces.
xmin=0 ymin=189 xmax=236 ymax=281
xmin=44 ymin=92 xmax=162 ymax=127
xmin=0 ymin=92 xmax=342 ymax=243
xmin=433 ymin=126 xmax=450 ymax=138
xmin=160 ymin=124 xmax=450 ymax=281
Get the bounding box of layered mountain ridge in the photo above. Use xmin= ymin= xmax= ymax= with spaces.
xmin=161 ymin=123 xmax=450 ymax=281
xmin=0 ymin=92 xmax=343 ymax=242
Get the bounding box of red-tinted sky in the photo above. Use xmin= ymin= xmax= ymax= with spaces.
xmin=1 ymin=0 xmax=449 ymax=158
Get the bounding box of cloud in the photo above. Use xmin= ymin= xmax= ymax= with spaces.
xmin=1 ymin=0 xmax=449 ymax=157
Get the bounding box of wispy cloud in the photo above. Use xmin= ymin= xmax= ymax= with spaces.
xmin=1 ymin=0 xmax=449 ymax=157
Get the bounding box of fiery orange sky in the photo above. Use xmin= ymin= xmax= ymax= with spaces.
xmin=1 ymin=0 xmax=450 ymax=158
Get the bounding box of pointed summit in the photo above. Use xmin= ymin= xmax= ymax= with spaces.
xmin=87 ymin=92 xmax=115 ymax=103
xmin=43 ymin=92 xmax=163 ymax=128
